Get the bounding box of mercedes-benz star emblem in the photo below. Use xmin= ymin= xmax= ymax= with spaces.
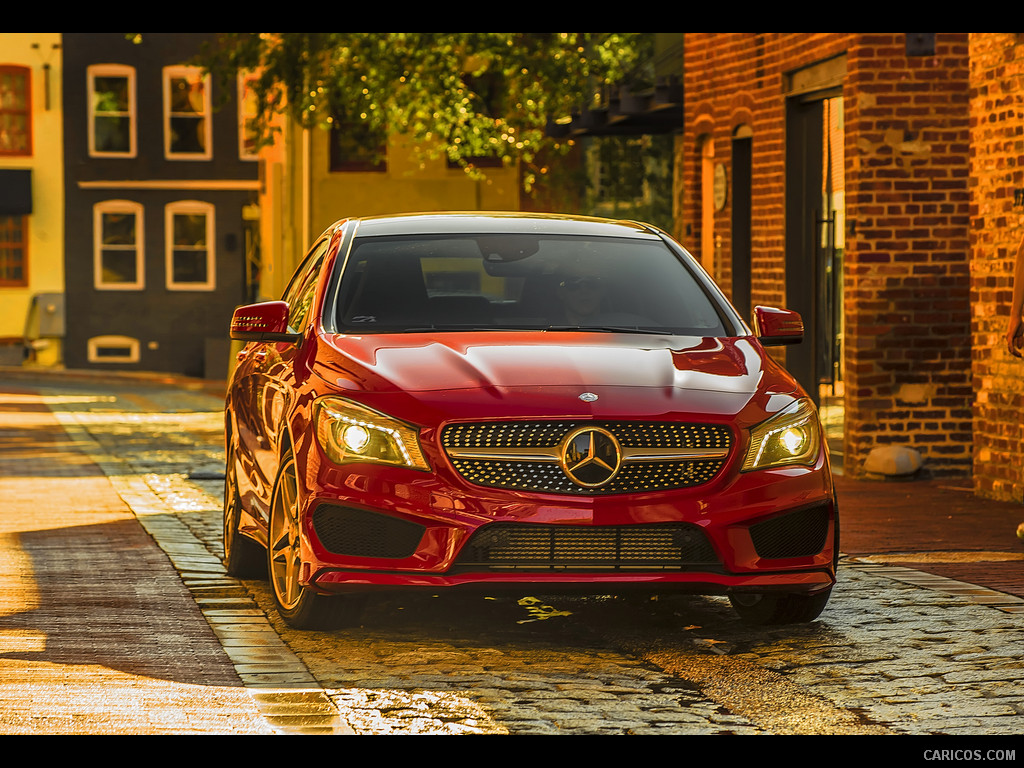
xmin=579 ymin=392 xmax=598 ymax=402
xmin=560 ymin=426 xmax=622 ymax=488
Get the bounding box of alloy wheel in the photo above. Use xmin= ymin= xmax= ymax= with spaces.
xmin=269 ymin=455 xmax=304 ymax=610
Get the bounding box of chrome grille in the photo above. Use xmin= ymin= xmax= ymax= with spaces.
xmin=442 ymin=420 xmax=732 ymax=495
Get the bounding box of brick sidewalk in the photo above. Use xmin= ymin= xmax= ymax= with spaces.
xmin=835 ymin=474 xmax=1024 ymax=599
xmin=0 ymin=386 xmax=271 ymax=734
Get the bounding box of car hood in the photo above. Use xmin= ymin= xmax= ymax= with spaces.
xmin=313 ymin=332 xmax=801 ymax=424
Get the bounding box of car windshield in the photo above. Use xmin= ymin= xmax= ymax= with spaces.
xmin=329 ymin=233 xmax=733 ymax=336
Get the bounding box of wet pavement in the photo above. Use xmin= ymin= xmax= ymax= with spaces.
xmin=1 ymin=366 xmax=1023 ymax=737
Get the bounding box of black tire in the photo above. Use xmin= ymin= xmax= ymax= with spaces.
xmin=729 ymin=588 xmax=832 ymax=625
xmin=223 ymin=441 xmax=266 ymax=578
xmin=267 ymin=452 xmax=365 ymax=629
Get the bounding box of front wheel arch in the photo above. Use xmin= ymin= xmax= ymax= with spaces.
xmin=267 ymin=449 xmax=365 ymax=629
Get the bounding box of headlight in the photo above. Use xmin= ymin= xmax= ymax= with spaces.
xmin=742 ymin=397 xmax=822 ymax=472
xmin=314 ymin=397 xmax=429 ymax=471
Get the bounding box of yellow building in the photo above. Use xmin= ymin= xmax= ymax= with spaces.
xmin=0 ymin=33 xmax=64 ymax=366
xmin=257 ymin=119 xmax=521 ymax=301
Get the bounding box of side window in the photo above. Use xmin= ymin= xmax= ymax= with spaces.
xmin=237 ymin=70 xmax=261 ymax=161
xmin=165 ymin=200 xmax=214 ymax=290
xmin=282 ymin=239 xmax=330 ymax=331
xmin=163 ymin=65 xmax=211 ymax=160
xmin=94 ymin=201 xmax=144 ymax=290
xmin=0 ymin=214 xmax=28 ymax=286
xmin=87 ymin=335 xmax=140 ymax=363
xmin=329 ymin=117 xmax=386 ymax=172
xmin=0 ymin=66 xmax=32 ymax=156
xmin=88 ymin=64 xmax=135 ymax=157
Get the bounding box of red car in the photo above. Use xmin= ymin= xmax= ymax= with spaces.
xmin=224 ymin=213 xmax=837 ymax=629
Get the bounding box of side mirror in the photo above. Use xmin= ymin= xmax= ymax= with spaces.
xmin=230 ymin=301 xmax=302 ymax=344
xmin=752 ymin=306 xmax=803 ymax=346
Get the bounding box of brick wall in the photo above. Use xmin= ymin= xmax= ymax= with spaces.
xmin=678 ymin=33 xmax=848 ymax=308
xmin=680 ymin=33 xmax=974 ymax=478
xmin=969 ymin=33 xmax=1024 ymax=502
xmin=843 ymin=34 xmax=972 ymax=477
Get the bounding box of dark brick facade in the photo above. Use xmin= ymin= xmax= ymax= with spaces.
xmin=61 ymin=33 xmax=258 ymax=379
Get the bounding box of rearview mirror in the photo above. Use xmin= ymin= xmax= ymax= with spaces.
xmin=752 ymin=306 xmax=803 ymax=346
xmin=230 ymin=301 xmax=302 ymax=344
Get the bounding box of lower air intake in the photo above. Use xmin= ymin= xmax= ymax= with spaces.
xmin=312 ymin=504 xmax=425 ymax=559
xmin=453 ymin=523 xmax=720 ymax=571
xmin=749 ymin=504 xmax=831 ymax=559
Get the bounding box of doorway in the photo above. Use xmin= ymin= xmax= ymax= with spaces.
xmin=731 ymin=127 xmax=752 ymax=324
xmin=785 ymin=92 xmax=845 ymax=469
xmin=700 ymin=135 xmax=716 ymax=274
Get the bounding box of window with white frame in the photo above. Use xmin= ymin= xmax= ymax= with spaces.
xmin=0 ymin=66 xmax=32 ymax=156
xmin=166 ymin=201 xmax=214 ymax=290
xmin=238 ymin=70 xmax=260 ymax=161
xmin=0 ymin=215 xmax=28 ymax=286
xmin=87 ymin=335 xmax=140 ymax=364
xmin=164 ymin=66 xmax=211 ymax=159
xmin=88 ymin=65 xmax=136 ymax=157
xmin=94 ymin=201 xmax=144 ymax=290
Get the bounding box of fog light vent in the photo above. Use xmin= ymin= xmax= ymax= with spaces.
xmin=312 ymin=504 xmax=425 ymax=559
xmin=749 ymin=504 xmax=830 ymax=559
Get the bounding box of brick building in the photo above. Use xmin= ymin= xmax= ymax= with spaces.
xmin=679 ymin=34 xmax=980 ymax=484
xmin=969 ymin=33 xmax=1024 ymax=503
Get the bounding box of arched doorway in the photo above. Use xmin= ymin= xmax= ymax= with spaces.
xmin=699 ymin=134 xmax=716 ymax=275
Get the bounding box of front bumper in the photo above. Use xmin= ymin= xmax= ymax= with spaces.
xmin=294 ymin=445 xmax=837 ymax=597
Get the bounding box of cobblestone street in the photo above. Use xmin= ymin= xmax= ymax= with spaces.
xmin=1 ymin=372 xmax=1023 ymax=739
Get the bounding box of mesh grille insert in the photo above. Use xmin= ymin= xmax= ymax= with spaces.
xmin=749 ymin=504 xmax=831 ymax=559
xmin=312 ymin=504 xmax=426 ymax=559
xmin=454 ymin=523 xmax=720 ymax=571
xmin=442 ymin=420 xmax=732 ymax=495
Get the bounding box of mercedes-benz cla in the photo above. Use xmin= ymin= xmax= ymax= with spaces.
xmin=224 ymin=213 xmax=837 ymax=629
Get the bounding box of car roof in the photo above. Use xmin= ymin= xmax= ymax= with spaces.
xmin=337 ymin=212 xmax=665 ymax=240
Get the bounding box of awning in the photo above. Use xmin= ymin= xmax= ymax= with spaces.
xmin=0 ymin=169 xmax=32 ymax=215
xmin=547 ymin=77 xmax=683 ymax=138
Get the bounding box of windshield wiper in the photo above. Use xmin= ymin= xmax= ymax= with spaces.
xmin=376 ymin=325 xmax=523 ymax=333
xmin=342 ymin=324 xmax=672 ymax=335
xmin=544 ymin=325 xmax=668 ymax=335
